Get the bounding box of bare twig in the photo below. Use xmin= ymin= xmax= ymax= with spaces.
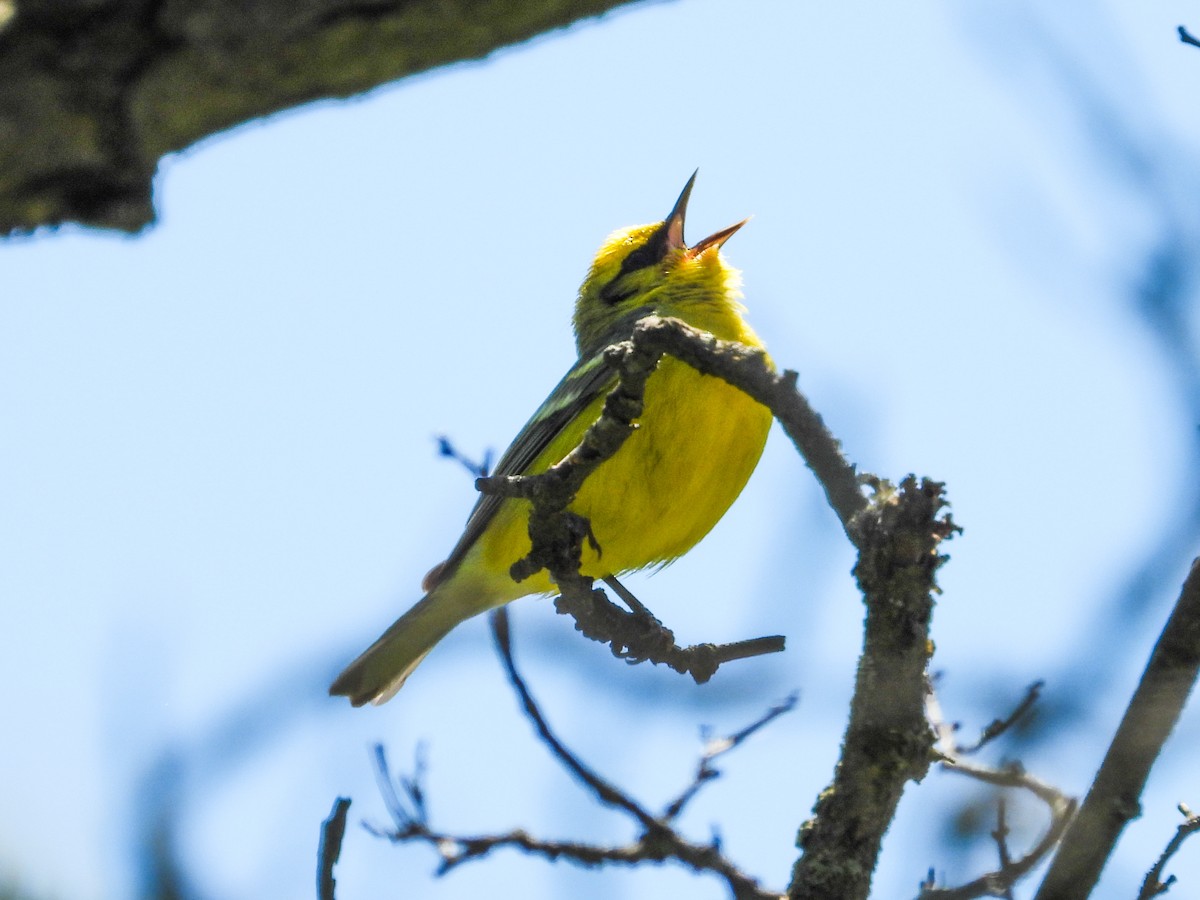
xmin=789 ymin=477 xmax=958 ymax=900
xmin=663 ymin=692 xmax=800 ymax=822
xmin=958 ymin=681 xmax=1044 ymax=754
xmin=1179 ymin=26 xmax=1200 ymax=48
xmin=1138 ymin=803 xmax=1200 ymax=899
xmin=366 ymin=609 xmax=790 ymax=899
xmin=920 ymin=684 xmax=1077 ymax=900
xmin=372 ymin=744 xmax=428 ymax=830
xmin=317 ymin=797 xmax=351 ymax=900
xmin=1036 ymin=558 xmax=1200 ymax=900
xmin=992 ymin=799 xmax=1016 ymax=900
xmin=435 ymin=435 xmax=492 ymax=477
xmin=919 ymin=761 xmax=1076 ymax=900
xmin=491 ymin=608 xmax=663 ymax=832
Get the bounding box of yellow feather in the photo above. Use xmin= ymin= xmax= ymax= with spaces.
xmin=331 ymin=175 xmax=773 ymax=705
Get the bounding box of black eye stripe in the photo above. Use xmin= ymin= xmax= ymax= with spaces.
xmin=617 ymin=223 xmax=669 ymax=278
xmin=617 ymin=242 xmax=659 ymax=276
xmin=599 ymin=222 xmax=671 ymax=305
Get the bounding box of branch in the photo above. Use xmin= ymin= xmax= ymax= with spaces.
xmin=317 ymin=797 xmax=351 ymax=900
xmin=1036 ymin=558 xmax=1200 ymax=900
xmin=0 ymin=0 xmax=640 ymax=235
xmin=366 ymin=609 xmax=791 ymax=900
xmin=992 ymin=799 xmax=1017 ymax=900
xmin=662 ymin=691 xmax=799 ymax=822
xmin=789 ymin=477 xmax=958 ymax=900
xmin=610 ymin=316 xmax=867 ymax=537
xmin=435 ymin=436 xmax=492 ymax=478
xmin=1138 ymin=803 xmax=1200 ymax=899
xmin=1179 ymin=26 xmax=1200 ymax=48
xmin=475 ymin=314 xmax=860 ymax=683
xmin=957 ymin=680 xmax=1044 ymax=754
xmin=919 ymin=763 xmax=1076 ymax=900
xmin=551 ymin=575 xmax=785 ymax=684
xmin=920 ymin=683 xmax=1077 ymax=900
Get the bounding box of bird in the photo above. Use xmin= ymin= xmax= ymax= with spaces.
xmin=330 ymin=173 xmax=773 ymax=706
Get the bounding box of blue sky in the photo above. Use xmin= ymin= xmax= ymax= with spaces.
xmin=3 ymin=1 xmax=1200 ymax=898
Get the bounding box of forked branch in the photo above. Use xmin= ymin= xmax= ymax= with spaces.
xmin=364 ymin=609 xmax=791 ymax=899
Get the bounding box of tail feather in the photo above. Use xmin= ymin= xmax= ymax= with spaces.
xmin=330 ymin=585 xmax=477 ymax=706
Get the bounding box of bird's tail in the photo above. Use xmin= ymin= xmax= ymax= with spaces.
xmin=329 ymin=579 xmax=487 ymax=706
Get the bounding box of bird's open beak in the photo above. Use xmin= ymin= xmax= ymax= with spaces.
xmin=689 ymin=218 xmax=748 ymax=257
xmin=662 ymin=170 xmax=698 ymax=253
xmin=662 ymin=170 xmax=747 ymax=258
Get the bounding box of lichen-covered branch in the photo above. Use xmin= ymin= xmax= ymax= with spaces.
xmin=610 ymin=316 xmax=866 ymax=538
xmin=0 ymin=0 xmax=640 ymax=235
xmin=477 ymin=316 xmax=809 ymax=683
xmin=474 ymin=314 xmax=862 ymax=682
xmin=788 ymin=477 xmax=958 ymax=900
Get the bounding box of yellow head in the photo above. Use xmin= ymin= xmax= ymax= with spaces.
xmin=573 ymin=173 xmax=749 ymax=357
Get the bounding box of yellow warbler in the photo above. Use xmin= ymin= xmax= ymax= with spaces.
xmin=331 ymin=174 xmax=772 ymax=705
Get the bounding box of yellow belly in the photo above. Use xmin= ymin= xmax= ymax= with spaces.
xmin=473 ymin=356 xmax=771 ymax=600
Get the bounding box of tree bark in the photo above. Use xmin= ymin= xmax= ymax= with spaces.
xmin=0 ymin=0 xmax=639 ymax=235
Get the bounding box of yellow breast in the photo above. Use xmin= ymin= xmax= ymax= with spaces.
xmin=474 ymin=354 xmax=772 ymax=599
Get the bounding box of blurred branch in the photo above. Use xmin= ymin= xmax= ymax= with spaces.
xmin=789 ymin=477 xmax=958 ymax=900
xmin=1036 ymin=557 xmax=1200 ymax=900
xmin=1178 ymin=26 xmax=1200 ymax=49
xmin=957 ymin=680 xmax=1044 ymax=754
xmin=435 ymin=436 xmax=492 ymax=478
xmin=1138 ymin=802 xmax=1200 ymax=899
xmin=991 ymin=800 xmax=1016 ymax=900
xmin=1009 ymin=9 xmax=1200 ymax=708
xmin=920 ymin=684 xmax=1076 ymax=900
xmin=366 ymin=608 xmax=790 ymax=899
xmin=317 ymin=797 xmax=351 ymax=900
xmin=0 ymin=0 xmax=642 ymax=235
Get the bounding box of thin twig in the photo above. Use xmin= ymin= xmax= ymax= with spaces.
xmin=365 ymin=610 xmax=788 ymax=898
xmin=1138 ymin=803 xmax=1200 ymax=899
xmin=554 ymin=577 xmax=785 ymax=683
xmin=1036 ymin=558 xmax=1200 ymax=900
xmin=663 ymin=692 xmax=800 ymax=822
xmin=1179 ymin=25 xmax=1200 ymax=48
xmin=919 ymin=762 xmax=1076 ymax=900
xmin=434 ymin=435 xmax=491 ymax=477
xmin=317 ymin=797 xmax=351 ymax=900
xmin=992 ymin=799 xmax=1016 ymax=900
xmin=920 ymin=683 xmax=1077 ymax=900
xmin=958 ymin=681 xmax=1044 ymax=754
xmin=491 ymin=607 xmax=663 ymax=832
